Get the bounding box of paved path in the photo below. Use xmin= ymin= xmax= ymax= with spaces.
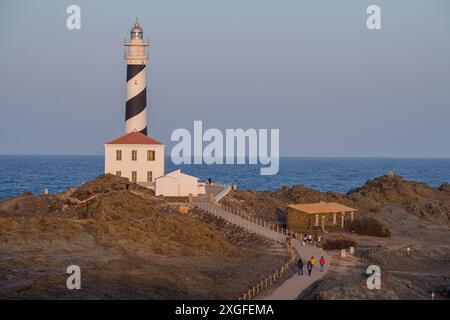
xmin=194 ymin=200 xmax=331 ymax=299
xmin=262 ymin=239 xmax=331 ymax=300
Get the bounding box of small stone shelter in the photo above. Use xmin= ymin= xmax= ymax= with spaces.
xmin=287 ymin=201 xmax=357 ymax=233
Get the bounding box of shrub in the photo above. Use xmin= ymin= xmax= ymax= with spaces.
xmin=346 ymin=216 xmax=391 ymax=237
xmin=322 ymin=238 xmax=357 ymax=250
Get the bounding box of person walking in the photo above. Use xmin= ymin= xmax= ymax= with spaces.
xmin=296 ymin=257 xmax=304 ymax=276
xmin=307 ymin=259 xmax=313 ymax=276
xmin=319 ymin=256 xmax=325 ymax=272
xmin=310 ymin=256 xmax=315 ymax=267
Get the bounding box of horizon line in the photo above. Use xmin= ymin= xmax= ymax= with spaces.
xmin=1 ymin=154 xmax=450 ymax=160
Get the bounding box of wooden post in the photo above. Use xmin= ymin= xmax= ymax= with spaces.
xmin=321 ymin=215 xmax=326 ymax=232
xmin=333 ymin=212 xmax=337 ymax=225
xmin=341 ymin=212 xmax=345 ymax=229
xmin=350 ymin=211 xmax=354 ymax=222
xmin=315 ymin=214 xmax=319 ymax=227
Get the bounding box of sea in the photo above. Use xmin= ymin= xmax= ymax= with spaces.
xmin=0 ymin=155 xmax=449 ymax=200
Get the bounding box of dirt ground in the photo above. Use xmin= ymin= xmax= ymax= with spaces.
xmin=0 ymin=175 xmax=288 ymax=299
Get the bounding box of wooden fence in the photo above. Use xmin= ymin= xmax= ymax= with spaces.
xmin=218 ymin=203 xmax=304 ymax=241
xmin=238 ymin=242 xmax=297 ymax=300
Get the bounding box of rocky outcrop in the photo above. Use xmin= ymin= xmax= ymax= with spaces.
xmin=345 ymin=173 xmax=450 ymax=224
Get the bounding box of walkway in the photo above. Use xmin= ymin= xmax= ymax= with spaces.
xmin=263 ymin=239 xmax=330 ymax=300
xmin=195 ymin=202 xmax=286 ymax=243
xmin=193 ymin=199 xmax=331 ymax=300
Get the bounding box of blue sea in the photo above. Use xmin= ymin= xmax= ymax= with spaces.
xmin=0 ymin=155 xmax=449 ymax=199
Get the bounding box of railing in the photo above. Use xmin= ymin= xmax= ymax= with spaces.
xmin=214 ymin=185 xmax=232 ymax=203
xmin=239 ymin=243 xmax=296 ymax=300
xmin=195 ymin=201 xmax=302 ymax=300
xmin=196 ymin=202 xmax=286 ymax=243
xmin=124 ymin=38 xmax=150 ymax=46
xmin=218 ymin=203 xmax=303 ymax=240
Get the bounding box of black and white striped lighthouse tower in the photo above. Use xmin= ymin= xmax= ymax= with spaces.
xmin=124 ymin=20 xmax=149 ymax=135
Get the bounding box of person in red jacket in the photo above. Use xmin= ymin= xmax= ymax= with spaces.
xmin=319 ymin=256 xmax=325 ymax=272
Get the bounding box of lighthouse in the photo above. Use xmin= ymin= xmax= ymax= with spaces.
xmin=104 ymin=21 xmax=202 ymax=197
xmin=104 ymin=20 xmax=164 ymax=185
xmin=124 ymin=20 xmax=149 ymax=135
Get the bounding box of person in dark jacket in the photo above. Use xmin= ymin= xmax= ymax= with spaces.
xmin=296 ymin=258 xmax=304 ymax=276
xmin=307 ymin=259 xmax=313 ymax=276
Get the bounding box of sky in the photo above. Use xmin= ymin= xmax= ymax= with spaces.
xmin=0 ymin=0 xmax=449 ymax=157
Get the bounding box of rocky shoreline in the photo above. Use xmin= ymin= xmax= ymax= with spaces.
xmin=0 ymin=173 xmax=449 ymax=299
xmin=222 ymin=173 xmax=450 ymax=299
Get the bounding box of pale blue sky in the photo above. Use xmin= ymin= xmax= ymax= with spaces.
xmin=0 ymin=0 xmax=449 ymax=156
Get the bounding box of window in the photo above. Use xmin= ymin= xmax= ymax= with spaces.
xmin=132 ymin=150 xmax=137 ymax=161
xmin=131 ymin=171 xmax=137 ymax=183
xmin=147 ymin=150 xmax=155 ymax=161
xmin=116 ymin=150 xmax=122 ymax=161
xmin=147 ymin=171 xmax=152 ymax=182
xmin=116 ymin=171 xmax=121 ymax=177
xmin=131 ymin=31 xmax=143 ymax=40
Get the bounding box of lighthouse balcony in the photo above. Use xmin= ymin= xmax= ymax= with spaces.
xmin=124 ymin=38 xmax=149 ymax=46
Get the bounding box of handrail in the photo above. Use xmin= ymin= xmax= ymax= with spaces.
xmin=218 ymin=203 xmax=303 ymax=241
xmin=239 ymin=244 xmax=296 ymax=300
xmin=214 ymin=185 xmax=232 ymax=203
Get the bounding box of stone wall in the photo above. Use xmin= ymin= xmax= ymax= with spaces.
xmin=287 ymin=207 xmax=312 ymax=233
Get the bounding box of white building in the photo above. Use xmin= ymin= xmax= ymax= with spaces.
xmin=155 ymin=170 xmax=204 ymax=197
xmin=104 ymin=131 xmax=164 ymax=185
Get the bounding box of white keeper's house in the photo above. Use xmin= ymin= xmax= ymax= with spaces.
xmin=104 ymin=131 xmax=164 ymax=186
xmin=155 ymin=169 xmax=201 ymax=197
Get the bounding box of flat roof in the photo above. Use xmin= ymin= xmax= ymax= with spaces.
xmin=288 ymin=202 xmax=357 ymax=214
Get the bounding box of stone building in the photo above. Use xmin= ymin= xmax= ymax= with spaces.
xmin=287 ymin=201 xmax=357 ymax=234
